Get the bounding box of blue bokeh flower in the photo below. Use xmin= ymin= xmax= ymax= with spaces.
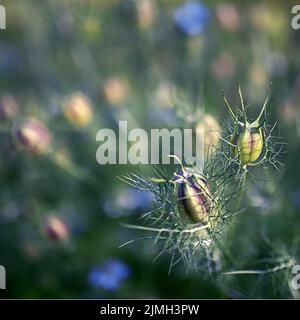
xmin=88 ymin=258 xmax=131 ymax=291
xmin=292 ymin=188 xmax=300 ymax=209
xmin=102 ymin=188 xmax=154 ymax=218
xmin=173 ymin=1 xmax=210 ymax=36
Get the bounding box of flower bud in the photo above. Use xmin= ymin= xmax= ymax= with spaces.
xmin=15 ymin=118 xmax=51 ymax=155
xmin=43 ymin=215 xmax=69 ymax=241
xmin=63 ymin=92 xmax=92 ymax=127
xmin=195 ymin=114 xmax=221 ymax=158
xmin=136 ymin=0 xmax=156 ymax=31
xmin=211 ymin=52 xmax=235 ymax=80
xmin=81 ymin=16 xmax=101 ymax=41
xmin=103 ymin=78 xmax=127 ymax=105
xmin=176 ymin=168 xmax=212 ymax=224
xmin=216 ymin=3 xmax=240 ymax=31
xmin=0 ymin=95 xmax=18 ymax=121
xmin=233 ymin=126 xmax=264 ymax=166
xmin=224 ymin=85 xmax=270 ymax=167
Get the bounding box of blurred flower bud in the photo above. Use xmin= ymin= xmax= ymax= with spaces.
xmin=0 ymin=94 xmax=18 ymax=121
xmin=63 ymin=92 xmax=93 ymax=127
xmin=215 ymin=3 xmax=240 ymax=31
xmin=103 ymin=78 xmax=128 ymax=105
xmin=196 ymin=114 xmax=221 ymax=157
xmin=53 ymin=147 xmax=71 ymax=167
xmin=249 ymin=63 xmax=268 ymax=88
xmin=280 ymin=101 xmax=297 ymax=124
xmin=249 ymin=5 xmax=287 ymax=42
xmin=136 ymin=0 xmax=156 ymax=31
xmin=154 ymin=82 xmax=174 ymax=107
xmin=211 ymin=52 xmax=235 ymax=80
xmin=248 ymin=63 xmax=269 ymax=101
xmin=43 ymin=215 xmax=69 ymax=241
xmin=82 ymin=16 xmax=101 ymax=41
xmin=15 ymin=118 xmax=52 ymax=155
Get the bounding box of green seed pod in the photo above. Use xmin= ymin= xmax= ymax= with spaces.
xmin=224 ymin=85 xmax=270 ymax=167
xmin=233 ymin=125 xmax=264 ymax=165
xmin=175 ymin=167 xmax=212 ymax=224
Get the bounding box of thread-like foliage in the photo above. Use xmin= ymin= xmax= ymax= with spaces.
xmin=120 ymin=86 xmax=288 ymax=278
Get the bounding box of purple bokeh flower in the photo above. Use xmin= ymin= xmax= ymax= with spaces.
xmin=173 ymin=1 xmax=210 ymax=36
xmin=88 ymin=258 xmax=131 ymax=291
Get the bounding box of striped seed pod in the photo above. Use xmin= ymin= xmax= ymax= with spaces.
xmin=174 ymin=167 xmax=212 ymax=224
xmin=232 ymin=125 xmax=264 ymax=165
xmin=224 ymin=85 xmax=270 ymax=166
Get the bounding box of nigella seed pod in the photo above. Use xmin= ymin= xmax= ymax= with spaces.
xmin=233 ymin=126 xmax=264 ymax=165
xmin=15 ymin=118 xmax=52 ymax=155
xmin=173 ymin=163 xmax=212 ymax=224
xmin=224 ymin=85 xmax=271 ymax=167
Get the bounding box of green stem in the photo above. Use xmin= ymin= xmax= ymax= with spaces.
xmin=121 ymin=223 xmax=210 ymax=235
xmin=237 ymin=169 xmax=247 ymax=209
xmin=46 ymin=154 xmax=98 ymax=191
xmin=222 ymin=258 xmax=295 ymax=276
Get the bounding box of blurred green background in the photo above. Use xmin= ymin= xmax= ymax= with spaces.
xmin=0 ymin=0 xmax=300 ymax=298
